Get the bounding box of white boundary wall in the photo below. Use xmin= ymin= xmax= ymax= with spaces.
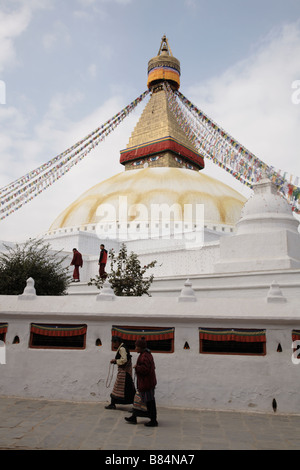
xmin=1 ymin=291 xmax=300 ymax=415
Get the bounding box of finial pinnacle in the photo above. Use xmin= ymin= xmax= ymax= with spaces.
xmin=158 ymin=34 xmax=173 ymax=56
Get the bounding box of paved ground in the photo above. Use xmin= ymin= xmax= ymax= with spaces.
xmin=0 ymin=396 xmax=300 ymax=451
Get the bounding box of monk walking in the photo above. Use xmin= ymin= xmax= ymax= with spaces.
xmin=98 ymin=244 xmax=108 ymax=279
xmin=70 ymin=248 xmax=83 ymax=282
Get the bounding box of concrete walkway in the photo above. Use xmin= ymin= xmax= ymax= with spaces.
xmin=0 ymin=396 xmax=300 ymax=451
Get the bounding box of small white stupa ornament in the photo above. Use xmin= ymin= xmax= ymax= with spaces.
xmin=178 ymin=279 xmax=197 ymax=302
xmin=266 ymin=281 xmax=287 ymax=303
xmin=96 ymin=279 xmax=116 ymax=301
xmin=18 ymin=277 xmax=37 ymax=300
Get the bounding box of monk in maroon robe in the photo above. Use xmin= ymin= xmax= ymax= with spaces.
xmin=98 ymin=244 xmax=108 ymax=279
xmin=70 ymin=248 xmax=83 ymax=282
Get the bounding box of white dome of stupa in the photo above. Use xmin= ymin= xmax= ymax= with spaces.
xmin=236 ymin=176 xmax=299 ymax=235
xmin=48 ymin=167 xmax=246 ymax=239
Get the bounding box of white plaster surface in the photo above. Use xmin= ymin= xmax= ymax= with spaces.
xmin=1 ymin=289 xmax=300 ymax=414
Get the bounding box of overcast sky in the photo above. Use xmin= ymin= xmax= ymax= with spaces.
xmin=1 ymin=0 xmax=300 ymax=242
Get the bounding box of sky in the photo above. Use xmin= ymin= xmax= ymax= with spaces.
xmin=1 ymin=0 xmax=300 ymax=242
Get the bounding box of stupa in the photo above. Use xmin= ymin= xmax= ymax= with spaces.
xmin=2 ymin=39 xmax=300 ymax=415
xmin=46 ymin=36 xmax=246 ymax=255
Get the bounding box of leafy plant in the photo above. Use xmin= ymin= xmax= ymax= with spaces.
xmin=0 ymin=238 xmax=71 ymax=295
xmin=89 ymin=243 xmax=157 ymax=296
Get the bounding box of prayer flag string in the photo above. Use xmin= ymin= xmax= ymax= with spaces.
xmin=0 ymin=90 xmax=149 ymax=220
xmin=164 ymin=83 xmax=300 ymax=214
xmin=1 ymin=83 xmax=299 ymax=221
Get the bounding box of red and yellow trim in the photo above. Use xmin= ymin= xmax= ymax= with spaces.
xmin=112 ymin=326 xmax=174 ymax=341
xmin=0 ymin=323 xmax=8 ymax=335
xmin=31 ymin=324 xmax=87 ymax=337
xmin=120 ymin=136 xmax=204 ymax=169
xmin=199 ymin=328 xmax=266 ymax=343
xmin=147 ymin=67 xmax=180 ymax=89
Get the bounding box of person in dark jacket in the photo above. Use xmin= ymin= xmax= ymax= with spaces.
xmin=125 ymin=337 xmax=158 ymax=427
xmin=70 ymin=248 xmax=83 ymax=282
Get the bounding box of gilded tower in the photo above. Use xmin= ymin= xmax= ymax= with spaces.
xmin=120 ymin=36 xmax=205 ymax=172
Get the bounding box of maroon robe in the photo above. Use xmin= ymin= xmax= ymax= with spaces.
xmin=71 ymin=250 xmax=83 ymax=280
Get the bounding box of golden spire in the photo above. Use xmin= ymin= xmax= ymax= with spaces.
xmin=157 ymin=35 xmax=173 ymax=56
xmin=120 ymin=36 xmax=204 ymax=171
